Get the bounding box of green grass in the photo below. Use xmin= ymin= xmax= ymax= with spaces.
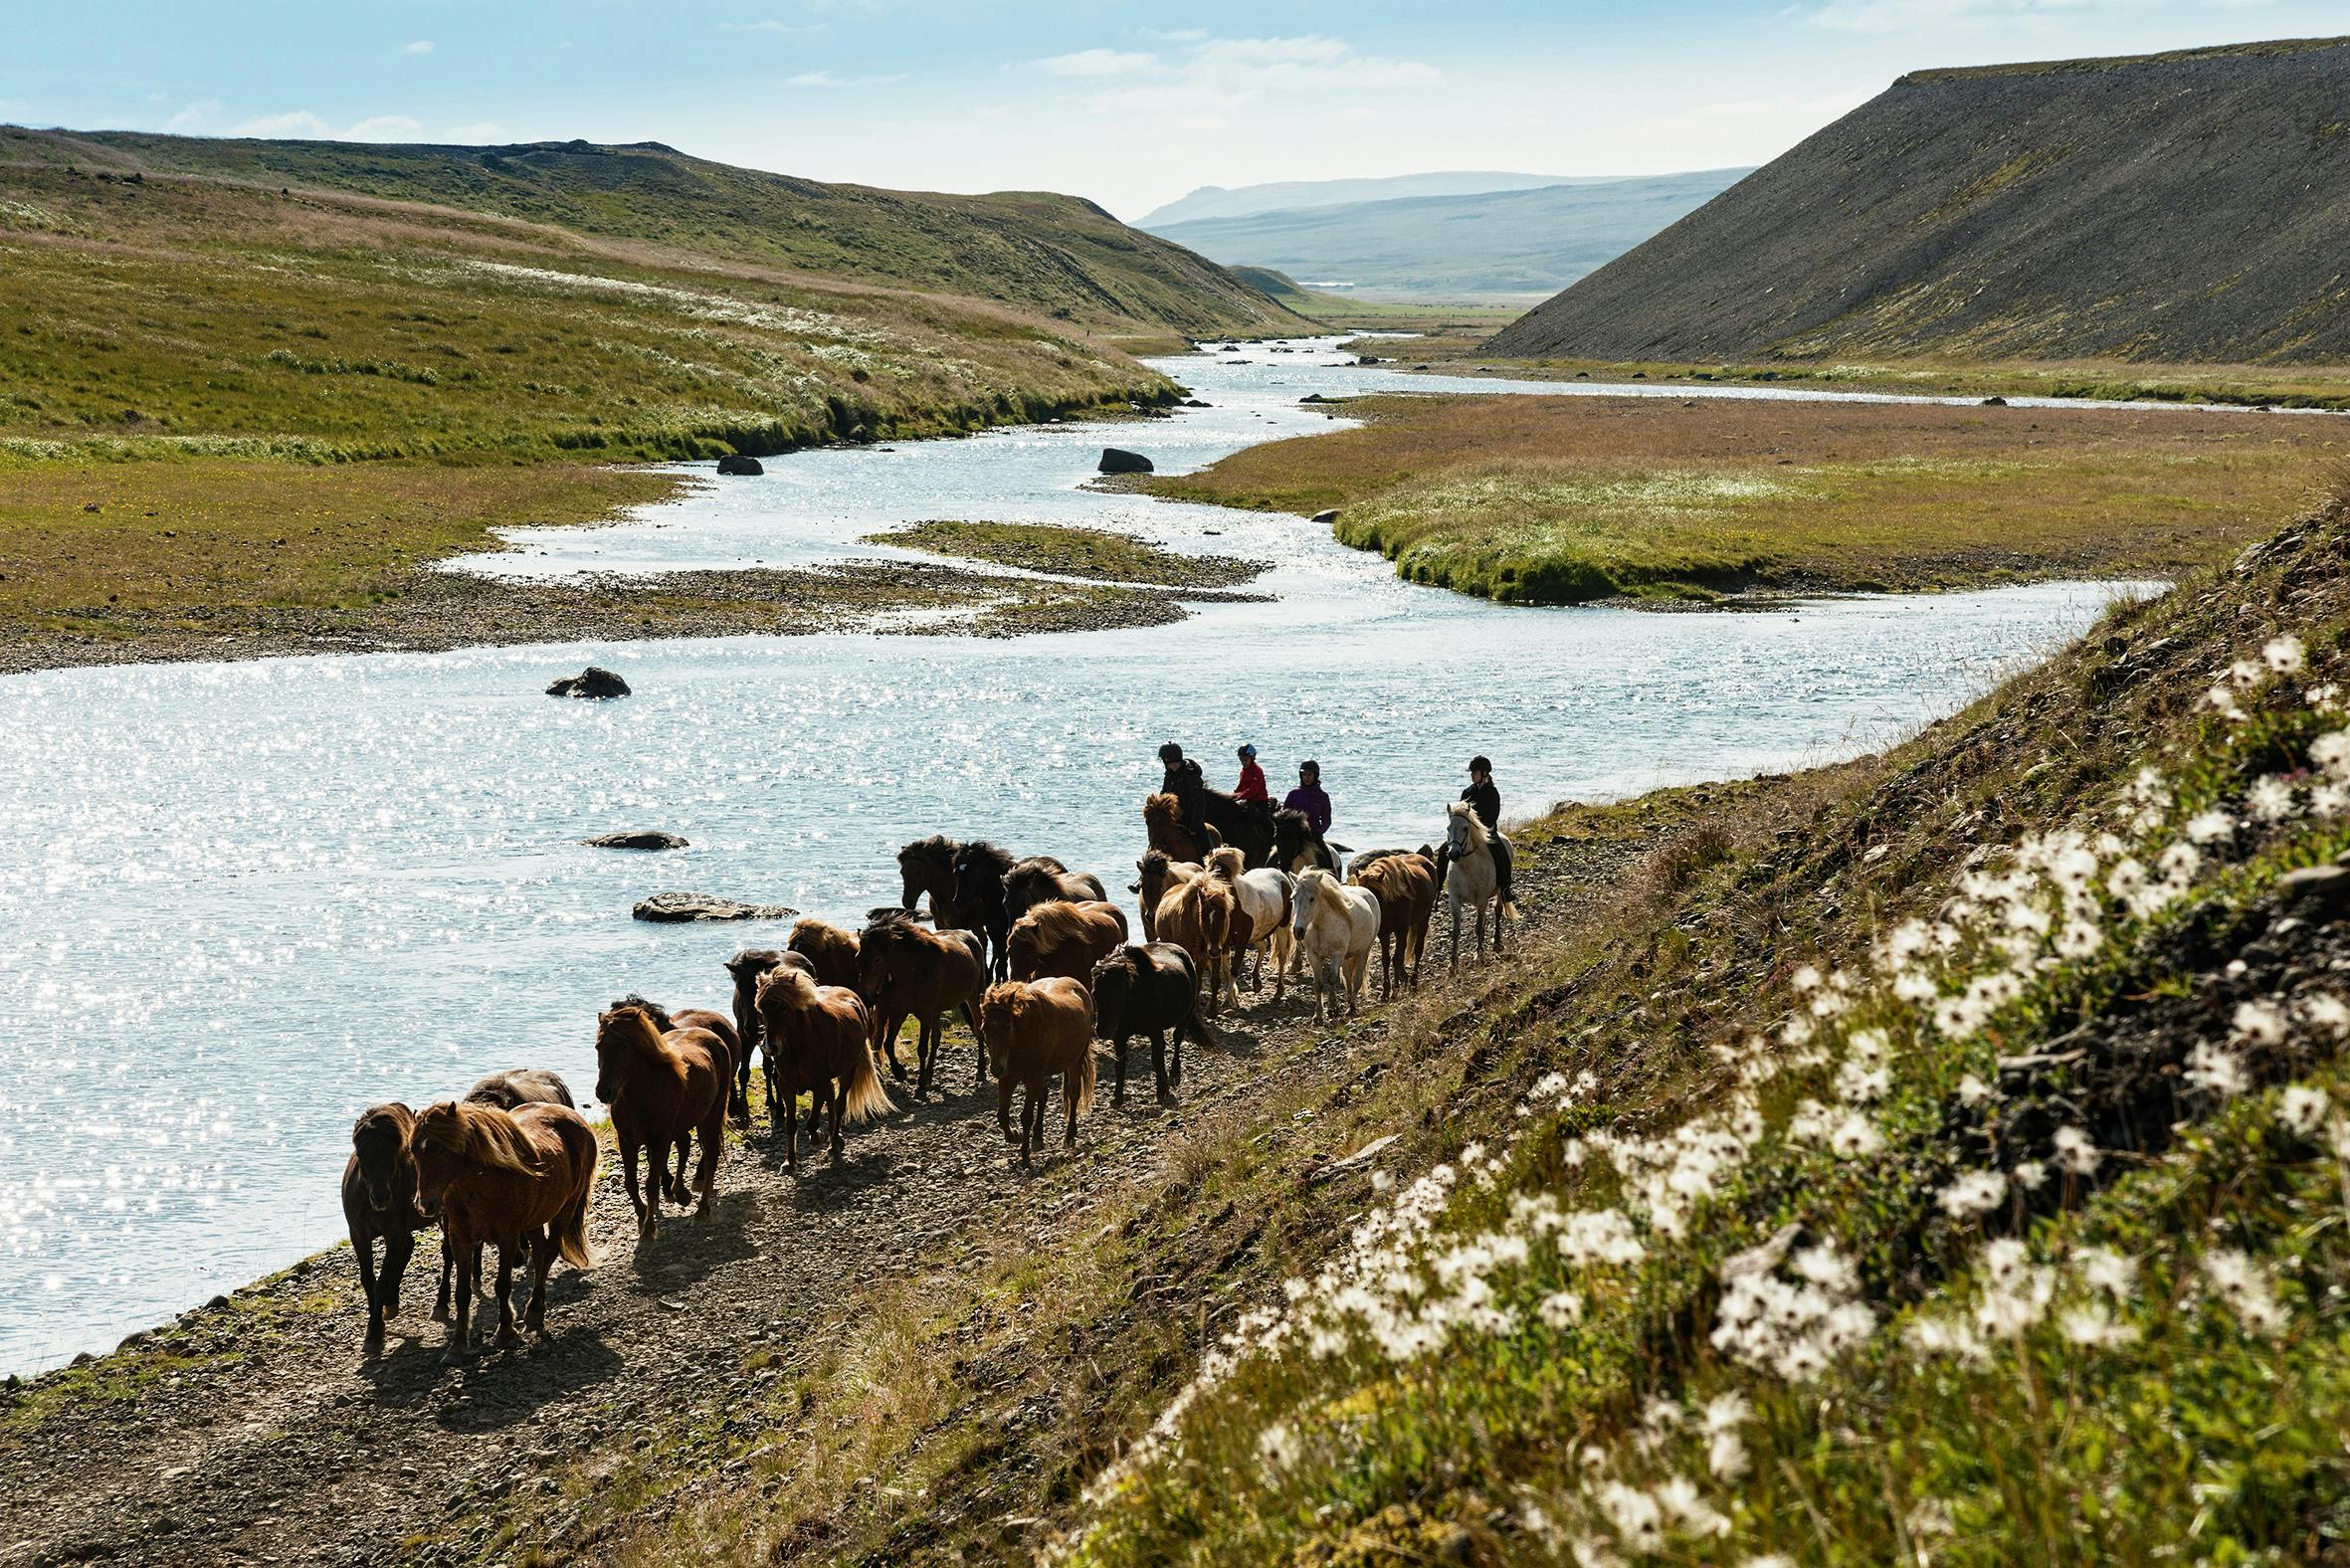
xmin=865 ymin=519 xmax=1266 ymax=588
xmin=1149 ymin=392 xmax=2344 ymax=602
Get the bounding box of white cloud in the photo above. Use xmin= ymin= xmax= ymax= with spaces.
xmin=398 ymin=39 xmax=434 ymax=55
xmin=1035 ymin=48 xmax=1160 ymax=78
xmin=231 ymin=110 xmax=331 ymax=138
xmin=160 ymin=98 xmax=222 ymax=133
xmin=347 ymin=115 xmax=425 ymax=141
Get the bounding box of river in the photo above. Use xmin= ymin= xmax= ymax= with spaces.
xmin=0 ymin=338 xmax=2150 ymax=1375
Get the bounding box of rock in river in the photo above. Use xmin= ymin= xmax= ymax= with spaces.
xmin=716 ymin=454 xmax=765 ymax=476
xmin=584 ymin=831 xmax=689 ymax=851
xmin=546 ymin=667 xmax=631 ymax=699
xmin=633 ymin=892 xmax=797 ymax=923
xmin=1097 ymin=448 xmax=1154 ymax=475
xmin=1311 ymin=508 xmax=1340 ymax=525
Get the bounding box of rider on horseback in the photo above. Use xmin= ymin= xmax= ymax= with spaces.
xmin=1158 ymin=741 xmax=1207 ymax=836
xmin=1461 ymin=755 xmax=1515 ymax=913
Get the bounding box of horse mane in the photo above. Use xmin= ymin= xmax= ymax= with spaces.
xmin=610 ymin=993 xmax=676 ymax=1032
xmin=1144 ymin=792 xmax=1183 ymax=827
xmin=1016 ymin=898 xmax=1095 ymax=945
xmin=955 ymin=840 xmax=1016 ymax=877
xmin=599 ymin=1004 xmax=689 ymax=1088
xmin=1206 ymin=845 xmax=1247 ymax=882
xmin=1139 ymin=847 xmax=1172 ymax=874
xmin=416 ymin=1099 xmax=544 ymax=1175
xmin=1448 ymin=800 xmax=1490 ymax=850
xmin=1273 ymin=806 xmax=1307 ymax=831
xmin=354 ymin=1102 xmax=414 ymax=1141
xmin=758 ymin=964 xmax=822 ymax=1009
xmin=724 ymin=947 xmax=783 ymax=980
xmin=898 ymin=834 xmax=958 ymax=863
xmin=1298 ymin=867 xmax=1349 ymax=915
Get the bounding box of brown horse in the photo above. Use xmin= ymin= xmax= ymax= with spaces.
xmin=343 ymin=1102 xmax=446 ymax=1352
xmin=895 ymin=835 xmax=964 ymax=928
xmin=1143 ymin=791 xmax=1217 ymax=865
xmin=857 ymin=911 xmax=988 ymax=1096
xmin=408 ymin=1099 xmax=597 ymax=1358
xmin=1156 ymin=873 xmax=1237 ymax=1016
xmin=1004 ymin=857 xmax=1109 ymax=925
xmin=1131 ymin=849 xmax=1201 ymax=942
xmin=1009 ymin=898 xmax=1130 ymax=984
xmin=979 ymin=978 xmax=1096 ymax=1169
xmin=1353 ymin=851 xmax=1439 ymax=999
xmin=594 ymin=1003 xmax=729 ymax=1244
xmin=787 ymin=917 xmax=862 ymax=991
xmin=755 ymin=966 xmax=893 ymax=1171
xmin=723 ymin=949 xmax=816 ymax=1121
xmin=465 ymin=1070 xmax=576 ymax=1111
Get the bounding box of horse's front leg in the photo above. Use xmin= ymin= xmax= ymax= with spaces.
xmin=621 ymin=1139 xmax=653 ymax=1245
xmin=447 ymin=1236 xmax=476 ymax=1360
xmin=381 ymin=1226 xmax=414 ymax=1321
xmin=492 ymin=1242 xmax=522 ymax=1349
xmin=525 ymin=1229 xmax=554 ymax=1334
xmin=351 ymin=1222 xmax=384 ymax=1352
xmin=828 ymin=1079 xmax=849 ymax=1162
xmin=1064 ymin=1068 xmax=1080 ymax=1149
xmin=880 ymin=1011 xmax=909 ymax=1083
xmin=1021 ymin=1082 xmax=1041 ymax=1169
xmin=434 ymin=1233 xmax=454 ymax=1320
xmin=783 ymin=1083 xmax=800 ymax=1174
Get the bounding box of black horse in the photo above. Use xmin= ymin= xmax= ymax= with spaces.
xmin=951 ymin=841 xmax=1022 ymax=979
xmin=1090 ymin=942 xmax=1211 ymax=1106
xmin=1163 ymin=759 xmax=1278 ymax=870
xmin=1273 ymin=807 xmax=1343 ymax=875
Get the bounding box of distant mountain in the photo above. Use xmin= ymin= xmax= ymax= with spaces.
xmin=1137 ymin=172 xmax=1595 ymax=228
xmin=1488 ymin=36 xmax=2350 ymax=364
xmin=1144 ymin=171 xmax=1752 ymax=300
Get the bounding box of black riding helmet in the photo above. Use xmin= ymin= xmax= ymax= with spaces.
xmin=1299 ymin=759 xmax=1320 ymax=779
xmin=1158 ymin=741 xmax=1185 ymax=765
xmin=1469 ymin=755 xmax=1492 ymax=774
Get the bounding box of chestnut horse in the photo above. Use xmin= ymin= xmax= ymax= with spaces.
xmin=1352 ymin=851 xmax=1439 ymax=998
xmin=1142 ymin=791 xmax=1217 ymax=866
xmin=595 ymin=1003 xmax=730 ymax=1244
xmin=756 ymin=966 xmax=893 ymax=1171
xmin=787 ymin=917 xmax=863 ymax=991
xmin=409 ymin=1099 xmax=597 ymax=1358
xmin=1091 ymin=942 xmax=1208 ymax=1107
xmin=723 ymin=949 xmax=815 ymax=1121
xmin=858 ymin=910 xmax=988 ymax=1096
xmin=1155 ymin=871 xmax=1237 ymax=1016
xmin=1131 ymin=849 xmax=1201 ymax=943
xmin=895 ymin=835 xmax=964 ymax=928
xmin=344 ymin=1102 xmax=445 ymax=1352
xmin=1009 ymin=898 xmax=1129 ymax=984
xmin=979 ymin=978 xmax=1096 ymax=1169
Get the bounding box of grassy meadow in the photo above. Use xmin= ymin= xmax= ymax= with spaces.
xmin=867 ymin=519 xmax=1266 ymax=588
xmin=1150 ymin=392 xmax=2347 ymax=602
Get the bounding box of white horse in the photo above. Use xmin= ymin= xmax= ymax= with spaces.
xmin=1445 ymin=802 xmax=1514 ymax=970
xmin=1207 ymin=846 xmax=1294 ymax=1006
xmin=1289 ymin=868 xmax=1380 ymax=1021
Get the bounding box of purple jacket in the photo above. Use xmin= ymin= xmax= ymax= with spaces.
xmin=1283 ymin=784 xmax=1331 ymax=835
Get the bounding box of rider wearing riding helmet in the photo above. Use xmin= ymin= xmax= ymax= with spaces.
xmin=1234 ymin=744 xmax=1270 ymax=806
xmin=1158 ymin=741 xmax=1207 ymax=833
xmin=1461 ymin=755 xmax=1514 ymax=913
xmin=1283 ymin=760 xmax=1332 ymax=836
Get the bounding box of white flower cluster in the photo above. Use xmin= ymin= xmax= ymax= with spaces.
xmin=1711 ymin=1229 xmax=1874 ymax=1382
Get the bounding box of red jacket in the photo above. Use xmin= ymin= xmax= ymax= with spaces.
xmin=1235 ymin=759 xmax=1270 ymax=802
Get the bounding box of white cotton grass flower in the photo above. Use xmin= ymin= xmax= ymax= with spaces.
xmin=2185 ymin=809 xmax=2238 ymax=845
xmin=2052 ymin=1124 xmax=2102 ymax=1176
xmin=2185 ymin=1043 xmax=2251 ymax=1098
xmin=1257 ymin=1422 xmax=1300 ymax=1471
xmin=2314 ymin=781 xmax=2350 ymax=819
xmin=2312 ymin=730 xmax=2350 ymax=781
xmin=2229 ymin=657 xmax=2266 ymax=690
xmin=1537 ymin=1290 xmax=1583 ymax=1328
xmin=2300 ymin=994 xmax=2350 ymax=1040
xmin=2012 ymin=1159 xmax=2048 ymax=1192
xmin=2275 ymin=1084 xmax=2329 ymax=1138
xmin=2055 ymin=919 xmax=2103 ymax=959
xmin=2308 ymin=683 xmax=2344 ymax=712
xmin=1829 ymin=1113 xmax=1883 ymax=1158
xmin=2262 ymin=634 xmax=2305 ymax=675
xmin=2247 ymin=775 xmax=2299 ymax=823
xmin=2204 ymin=685 xmax=2243 ymax=718
xmin=2074 ymin=1246 xmax=2136 ymax=1299
xmin=2060 ymin=1301 xmax=2138 ymax=1349
xmin=2202 ymin=1249 xmax=2289 ymax=1338
xmin=2232 ymin=1000 xmax=2286 ymax=1046
xmin=1937 ymin=1169 xmax=2006 ymax=1220
xmin=1955 ymin=1073 xmax=1995 ymax=1107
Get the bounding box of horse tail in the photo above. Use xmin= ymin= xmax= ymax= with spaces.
xmin=840 ymin=1033 xmax=894 ymax=1124
xmin=556 ymin=1134 xmax=598 ymax=1270
xmin=1073 ymin=1035 xmax=1096 ymax=1117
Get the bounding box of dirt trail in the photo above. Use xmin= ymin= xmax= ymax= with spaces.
xmin=0 ymin=839 xmax=1628 ymax=1568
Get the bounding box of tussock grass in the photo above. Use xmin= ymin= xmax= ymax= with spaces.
xmin=866 ymin=520 xmax=1267 ymax=588
xmin=1151 ymin=392 xmax=2345 ymax=602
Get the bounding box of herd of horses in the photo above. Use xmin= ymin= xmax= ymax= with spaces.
xmin=341 ymin=787 xmax=1516 ymax=1359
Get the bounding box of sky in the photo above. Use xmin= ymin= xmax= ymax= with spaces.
xmin=7 ymin=0 xmax=2347 ymax=220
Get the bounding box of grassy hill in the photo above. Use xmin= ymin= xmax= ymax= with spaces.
xmin=1490 ymin=37 xmax=2350 ymax=364
xmin=1149 ymin=170 xmax=1750 ymax=300
xmin=1138 ymin=170 xmax=1593 ymax=227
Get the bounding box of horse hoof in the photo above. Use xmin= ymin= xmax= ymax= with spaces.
xmin=1157 ymin=1088 xmax=1178 ymax=1108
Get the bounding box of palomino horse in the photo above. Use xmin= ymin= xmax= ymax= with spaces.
xmin=1290 ymin=867 xmax=1381 ymax=1021
xmin=1444 ymin=802 xmax=1514 ymax=969
xmin=1206 ymin=846 xmax=1293 ymax=1006
xmin=857 ymin=910 xmax=988 ymax=1096
xmin=1009 ymin=898 xmax=1129 ymax=984
xmin=1142 ymin=791 xmax=1216 ymax=866
xmin=1131 ymin=849 xmax=1201 ymax=942
xmin=755 ymin=966 xmax=893 ymax=1171
xmin=343 ymin=1103 xmax=446 ymax=1353
xmin=408 ymin=1099 xmax=597 ymax=1359
xmin=1272 ymin=808 xmax=1343 ymax=876
xmin=595 ymin=1003 xmax=730 ymax=1245
xmin=979 ymin=978 xmax=1096 ymax=1169
xmin=1155 ymin=869 xmax=1237 ymax=1017
xmin=1090 ymin=942 xmax=1205 ymax=1107
xmin=722 ymin=948 xmax=814 ymax=1120
xmin=1352 ymin=851 xmax=1439 ymax=998
xmin=894 ymin=835 xmax=964 ymax=928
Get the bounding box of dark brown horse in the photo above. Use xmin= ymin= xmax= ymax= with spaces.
xmin=1273 ymin=807 xmax=1342 ymax=875
xmin=465 ymin=1070 xmax=576 ymax=1111
xmin=1352 ymin=851 xmax=1438 ymax=998
xmin=408 ymin=1099 xmax=598 ymax=1358
xmin=979 ymin=978 xmax=1096 ymax=1169
xmin=1008 ymin=898 xmax=1129 ymax=984
xmin=594 ymin=1003 xmax=730 ymax=1244
xmin=1143 ymin=791 xmax=1217 ymax=865
xmin=1163 ymin=774 xmax=1276 ymax=870
xmin=723 ymin=949 xmax=816 ymax=1121
xmin=343 ymin=1102 xmax=446 ymax=1352
xmin=1091 ymin=943 xmax=1207 ymax=1107
xmin=895 ymin=835 xmax=965 ymax=928
xmin=857 ymin=911 xmax=988 ymax=1096
xmin=787 ymin=917 xmax=862 ymax=991
xmin=617 ymin=996 xmax=744 ymax=1127
xmin=1004 ymin=857 xmax=1109 ymax=925
xmin=755 ymin=966 xmax=893 ymax=1171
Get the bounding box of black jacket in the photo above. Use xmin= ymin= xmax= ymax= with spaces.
xmin=1461 ymin=779 xmax=1500 ymax=832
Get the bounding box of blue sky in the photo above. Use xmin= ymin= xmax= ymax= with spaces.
xmin=7 ymin=1 xmax=2346 ymax=218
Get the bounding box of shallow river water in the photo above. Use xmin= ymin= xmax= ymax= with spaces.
xmin=0 ymin=340 xmax=2150 ymax=1374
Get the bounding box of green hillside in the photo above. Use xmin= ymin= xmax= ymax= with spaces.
xmin=1490 ymin=36 xmax=2350 ymax=363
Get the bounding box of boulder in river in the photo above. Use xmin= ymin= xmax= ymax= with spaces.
xmin=633 ymin=892 xmax=797 ymax=923
xmin=1311 ymin=508 xmax=1340 ymax=525
xmin=1981 ymin=396 xmax=2008 ymax=407
xmin=546 ymin=667 xmax=631 ymax=699
xmin=1098 ymin=448 xmax=1154 ymax=475
xmin=1183 ymin=399 xmax=1212 ymax=409
xmin=584 ymin=831 xmax=689 ymax=851
xmin=716 ymin=454 xmax=765 ymax=476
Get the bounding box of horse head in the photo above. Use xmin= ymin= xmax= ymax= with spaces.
xmin=1089 ymin=947 xmax=1136 ymax=1039
xmin=593 ymin=1003 xmax=665 ymax=1103
xmin=407 ymin=1101 xmax=466 ymax=1219
xmin=952 ymin=842 xmax=1011 ymax=916
xmin=1446 ymin=802 xmax=1480 ymax=859
xmin=350 ymin=1103 xmax=415 ymax=1215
